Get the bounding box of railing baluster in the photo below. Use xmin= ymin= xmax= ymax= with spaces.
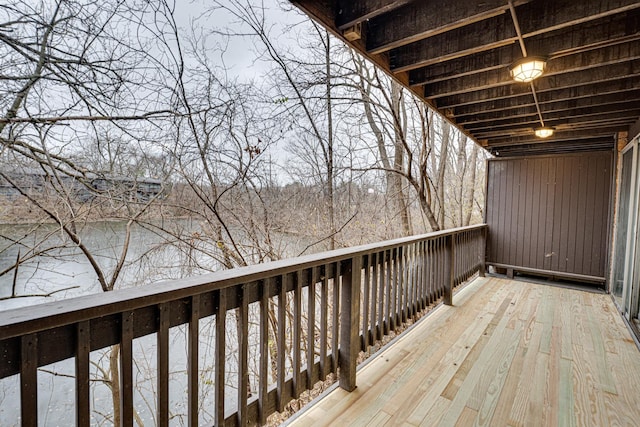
xmin=457 ymin=234 xmax=461 ymax=285
xmin=480 ymin=227 xmax=487 ymax=276
xmin=444 ymin=235 xmax=455 ymax=306
xmin=276 ymin=275 xmax=286 ymax=411
xmin=401 ymin=246 xmax=407 ymax=323
xmin=76 ymin=321 xmax=90 ymax=427
xmin=259 ymin=279 xmax=270 ymax=425
xmin=411 ymin=243 xmax=417 ymax=316
xmin=407 ymin=245 xmax=412 ymax=319
xmin=437 ymin=237 xmax=444 ymax=300
xmin=215 ymin=290 xmax=226 ymax=427
xmin=320 ymin=266 xmax=329 ymax=380
xmin=397 ymin=247 xmax=403 ymax=325
xmin=435 ymin=239 xmax=440 ymax=301
xmin=237 ymin=285 xmax=249 ymax=426
xmin=121 ymin=311 xmax=134 ymax=427
xmin=415 ymin=243 xmax=421 ymax=312
xmin=418 ymin=242 xmax=427 ymax=311
xmin=384 ymin=250 xmax=391 ymax=335
xmin=188 ymin=295 xmax=200 ymax=427
xmin=461 ymin=232 xmax=466 ymax=281
xmin=21 ymin=333 xmax=38 ymax=427
xmin=331 ymin=263 xmax=340 ymax=373
xmin=370 ymin=252 xmax=378 ymax=346
xmin=158 ymin=303 xmax=170 ymax=427
xmin=307 ymin=267 xmax=317 ymax=388
xmin=391 ymin=247 xmax=398 ymax=331
xmin=423 ymin=241 xmax=429 ymax=307
xmin=377 ymin=252 xmax=384 ymax=341
xmin=413 ymin=244 xmax=418 ymax=315
xmin=421 ymin=240 xmax=426 ymax=305
xmin=293 ymin=271 xmax=302 ymax=398
xmin=362 ymin=253 xmax=370 ymax=350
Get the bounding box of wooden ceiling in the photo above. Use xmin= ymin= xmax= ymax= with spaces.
xmin=291 ymin=0 xmax=640 ymax=156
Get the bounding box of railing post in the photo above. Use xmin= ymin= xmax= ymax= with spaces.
xmin=479 ymin=227 xmax=487 ymax=277
xmin=444 ymin=235 xmax=455 ymax=306
xmin=339 ymin=256 xmax=361 ymax=392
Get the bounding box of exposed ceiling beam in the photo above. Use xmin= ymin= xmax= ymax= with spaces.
xmin=453 ymin=79 xmax=640 ymax=116
xmin=423 ymin=40 xmax=640 ymax=98
xmin=485 ymin=126 xmax=628 ymax=146
xmin=409 ymin=12 xmax=640 ymax=84
xmin=390 ymin=14 xmax=517 ymax=73
xmin=474 ymin=110 xmax=640 ymax=139
xmin=476 ymin=118 xmax=637 ymax=140
xmin=518 ymin=0 xmax=640 ymax=36
xmin=390 ymin=0 xmax=640 ymax=71
xmin=468 ymin=107 xmax=640 ymax=134
xmin=487 ymin=138 xmax=615 ymax=156
xmin=437 ymin=59 xmax=640 ymax=108
xmin=366 ymin=0 xmax=528 ymax=54
xmin=458 ymin=90 xmax=640 ymax=125
xmin=336 ymin=0 xmax=412 ymax=29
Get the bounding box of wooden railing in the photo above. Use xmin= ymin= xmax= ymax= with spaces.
xmin=0 ymin=224 xmax=486 ymax=427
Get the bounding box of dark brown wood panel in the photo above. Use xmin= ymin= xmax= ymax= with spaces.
xmin=486 ymin=152 xmax=613 ymax=281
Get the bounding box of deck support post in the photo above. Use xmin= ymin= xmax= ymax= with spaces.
xmin=339 ymin=256 xmax=361 ymax=392
xmin=444 ymin=235 xmax=455 ymax=306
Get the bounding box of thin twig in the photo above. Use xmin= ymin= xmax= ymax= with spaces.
xmin=297 ymin=211 xmax=358 ymax=256
xmin=0 ymin=285 xmax=80 ymax=301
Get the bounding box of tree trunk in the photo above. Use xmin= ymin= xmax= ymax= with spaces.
xmin=110 ymin=345 xmax=121 ymax=427
xmin=391 ymin=83 xmax=412 ymax=236
xmin=456 ymin=133 xmax=467 ymax=227
xmin=463 ymin=142 xmax=479 ymax=226
xmin=325 ymin=31 xmax=336 ymax=250
xmin=436 ymin=122 xmax=450 ymax=229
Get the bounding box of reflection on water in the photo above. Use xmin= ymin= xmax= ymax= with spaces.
xmin=0 ymin=220 xmax=217 ymax=311
xmin=0 ymin=220 xmax=305 ymax=426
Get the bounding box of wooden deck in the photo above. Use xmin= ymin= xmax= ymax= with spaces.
xmin=288 ymin=277 xmax=640 ymax=426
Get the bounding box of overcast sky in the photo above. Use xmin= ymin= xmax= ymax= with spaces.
xmin=174 ymin=0 xmax=310 ymax=82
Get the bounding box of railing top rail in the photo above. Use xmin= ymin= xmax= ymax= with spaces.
xmin=0 ymin=224 xmax=486 ymax=339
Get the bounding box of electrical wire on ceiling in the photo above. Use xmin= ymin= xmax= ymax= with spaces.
xmin=507 ymin=0 xmax=546 ymax=129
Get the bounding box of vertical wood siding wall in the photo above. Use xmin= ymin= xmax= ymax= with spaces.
xmin=485 ymin=151 xmax=613 ymax=280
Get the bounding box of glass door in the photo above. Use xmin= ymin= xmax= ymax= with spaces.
xmin=612 ymin=143 xmax=636 ymax=307
xmin=630 ymin=138 xmax=640 ymax=326
xmin=611 ymin=138 xmax=640 ymax=329
xmin=612 ymin=135 xmax=640 ymax=324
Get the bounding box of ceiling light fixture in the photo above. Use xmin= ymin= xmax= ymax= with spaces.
xmin=509 ymin=56 xmax=547 ymax=83
xmin=534 ymin=127 xmax=554 ymax=138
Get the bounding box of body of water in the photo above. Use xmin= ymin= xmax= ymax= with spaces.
xmin=0 ymin=220 xmax=308 ymax=426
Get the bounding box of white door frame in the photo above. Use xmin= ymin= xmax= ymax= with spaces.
xmin=621 ymin=136 xmax=640 ymax=318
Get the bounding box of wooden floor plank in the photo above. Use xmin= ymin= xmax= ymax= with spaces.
xmin=560 ymin=289 xmax=573 ymax=360
xmin=524 ymin=352 xmax=548 ymax=427
xmin=455 ymin=407 xmax=478 ymax=427
xmin=507 ymin=317 xmax=543 ymax=427
xmin=558 ymin=357 xmax=577 ymax=427
xmin=572 ymin=343 xmax=608 ymax=427
xmin=585 ymin=301 xmax=618 ymax=395
xmin=538 ymin=287 xmax=556 ymax=355
xmin=474 ymin=321 xmax=522 ymax=426
xmin=438 ymin=296 xmax=520 ymax=425
xmin=288 ymin=278 xmax=640 ymax=427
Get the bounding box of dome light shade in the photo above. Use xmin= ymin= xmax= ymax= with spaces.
xmin=534 ymin=127 xmax=554 ymax=138
xmin=509 ymin=56 xmax=547 ymax=82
